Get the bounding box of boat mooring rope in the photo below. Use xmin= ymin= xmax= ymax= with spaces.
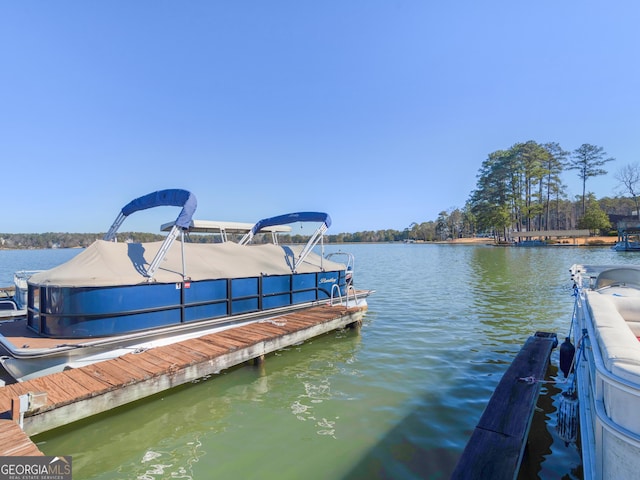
xmin=516 ymin=332 xmax=585 ymax=386
xmin=258 ymin=318 xmax=287 ymax=327
xmin=517 ymin=376 xmax=563 ymax=385
xmin=568 ymin=284 xmax=578 ymax=338
xmin=512 ymin=321 xmax=587 ymax=445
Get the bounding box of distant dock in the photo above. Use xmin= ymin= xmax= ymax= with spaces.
xmin=451 ymin=331 xmax=557 ymax=480
xmin=0 ymin=302 xmax=367 ymax=455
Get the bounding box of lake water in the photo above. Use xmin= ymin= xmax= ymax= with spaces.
xmin=2 ymin=244 xmax=638 ymax=479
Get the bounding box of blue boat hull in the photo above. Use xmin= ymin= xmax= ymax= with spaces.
xmin=28 ymin=271 xmax=346 ymax=338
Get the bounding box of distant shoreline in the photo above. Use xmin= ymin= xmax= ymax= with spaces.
xmin=437 ymin=236 xmax=617 ymax=246
xmin=0 ymin=236 xmax=618 ymax=250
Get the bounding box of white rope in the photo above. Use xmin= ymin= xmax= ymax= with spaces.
xmin=258 ymin=318 xmax=286 ymax=327
xmin=517 ymin=334 xmax=586 ymax=386
xmin=518 ymin=376 xmax=567 ymax=385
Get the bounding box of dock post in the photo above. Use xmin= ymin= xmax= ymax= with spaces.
xmin=11 ymin=397 xmax=21 ymax=424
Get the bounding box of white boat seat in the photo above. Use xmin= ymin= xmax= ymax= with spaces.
xmin=586 ymin=290 xmax=640 ymax=436
xmin=608 ymin=295 xmax=640 ymax=336
xmin=586 ymin=291 xmax=640 ymax=381
xmin=594 ymin=267 xmax=640 ymax=290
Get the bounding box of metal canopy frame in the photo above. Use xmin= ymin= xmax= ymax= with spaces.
xmin=103 ymin=189 xmax=197 ymax=281
xmin=239 ymin=212 xmax=331 ymax=272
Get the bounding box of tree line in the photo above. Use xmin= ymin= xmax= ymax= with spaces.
xmin=466 ymin=141 xmax=619 ymax=241
xmin=0 ymin=232 xmax=166 ymax=249
xmin=333 ymin=140 xmax=635 ymax=243
xmin=2 ymin=194 xmax=633 ymax=249
xmin=394 ymin=140 xmax=636 ymax=242
xmin=2 ymin=140 xmax=637 ymax=248
xmin=0 ymin=230 xmax=411 ymax=248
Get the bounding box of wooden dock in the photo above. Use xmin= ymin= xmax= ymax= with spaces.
xmin=0 ymin=419 xmax=43 ymax=456
xmin=451 ymin=332 xmax=557 ymax=480
xmin=0 ymin=303 xmax=366 ymax=454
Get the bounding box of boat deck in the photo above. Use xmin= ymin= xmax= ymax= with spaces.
xmin=0 ymin=319 xmax=89 ymax=350
xmin=0 ymin=302 xmax=367 ymax=454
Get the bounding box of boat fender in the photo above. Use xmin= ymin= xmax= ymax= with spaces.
xmin=557 ymin=389 xmax=578 ymax=444
xmin=559 ymin=337 xmax=575 ymax=378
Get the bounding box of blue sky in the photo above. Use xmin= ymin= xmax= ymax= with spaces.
xmin=2 ymin=1 xmax=638 ymax=234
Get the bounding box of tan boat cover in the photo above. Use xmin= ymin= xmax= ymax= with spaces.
xmin=29 ymin=240 xmax=345 ymax=287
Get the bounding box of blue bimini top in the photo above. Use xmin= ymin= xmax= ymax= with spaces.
xmin=250 ymin=212 xmax=331 ymax=236
xmin=121 ymin=189 xmax=197 ymax=229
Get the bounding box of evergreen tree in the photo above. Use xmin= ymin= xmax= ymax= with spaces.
xmin=568 ymin=144 xmax=614 ymax=215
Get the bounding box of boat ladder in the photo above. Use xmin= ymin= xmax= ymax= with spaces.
xmin=330 ymin=284 xmax=359 ymax=307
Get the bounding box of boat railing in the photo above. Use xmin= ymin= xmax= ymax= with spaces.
xmin=326 ymin=251 xmax=355 ymax=287
xmin=14 ymin=270 xmax=42 ymax=286
xmin=326 ymin=251 xmax=354 ymax=272
xmin=13 ymin=270 xmax=41 ymax=309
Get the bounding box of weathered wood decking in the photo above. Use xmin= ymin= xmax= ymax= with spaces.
xmin=0 ymin=419 xmax=43 ymax=456
xmin=451 ymin=332 xmax=557 ymax=480
xmin=0 ymin=303 xmax=366 ymax=454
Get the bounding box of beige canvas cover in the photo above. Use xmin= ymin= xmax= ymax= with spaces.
xmin=29 ymin=240 xmax=346 ymax=288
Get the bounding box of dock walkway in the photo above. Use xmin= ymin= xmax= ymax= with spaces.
xmin=0 ymin=303 xmax=366 ymax=454
xmin=0 ymin=419 xmax=43 ymax=456
xmin=451 ymin=332 xmax=557 ymax=480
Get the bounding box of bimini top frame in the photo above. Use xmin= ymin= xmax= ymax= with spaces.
xmin=160 ymin=220 xmax=291 ymax=243
xmin=103 ymin=189 xmax=198 ymax=281
xmin=239 ymin=212 xmax=331 ymax=272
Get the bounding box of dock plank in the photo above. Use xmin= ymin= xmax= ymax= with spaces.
xmin=194 ymin=335 xmax=243 ymax=352
xmin=0 ymin=420 xmax=43 ymax=456
xmin=288 ymin=313 xmax=326 ymax=326
xmin=247 ymin=322 xmax=288 ymax=337
xmin=216 ymin=329 xmax=263 ymax=345
xmin=145 ymin=344 xmax=201 ymax=367
xmin=81 ymin=363 xmax=142 ymax=387
xmin=451 ymin=332 xmax=556 ymax=480
xmin=62 ymin=367 xmax=120 ymax=394
xmin=201 ymin=332 xmax=248 ymax=349
xmin=231 ymin=323 xmax=272 ymax=338
xmin=123 ymin=350 xmax=178 ymax=375
xmin=33 ymin=371 xmax=95 ymax=406
xmin=0 ymin=390 xmax=15 ymax=415
xmin=20 ymin=376 xmax=74 ymax=407
xmin=107 ymin=356 xmax=157 ymax=381
xmin=0 ymin=382 xmax=57 ymax=414
xmin=177 ymin=338 xmax=228 ymax=357
xmin=168 ymin=343 xmax=212 ymax=363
